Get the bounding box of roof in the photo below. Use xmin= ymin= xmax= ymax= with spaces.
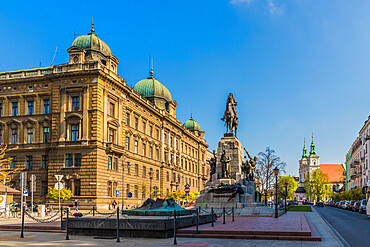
xmin=295 ymin=186 xmax=306 ymax=193
xmin=183 ymin=116 xmax=201 ymax=132
xmin=320 ymin=164 xmax=345 ymax=182
xmin=72 ymin=33 xmax=112 ymax=57
xmin=0 ymin=184 xmax=21 ymax=194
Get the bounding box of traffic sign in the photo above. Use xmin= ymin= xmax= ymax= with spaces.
xmin=55 ymin=182 xmax=64 ymax=190
xmin=185 ymin=183 xmax=190 ymax=188
xmin=30 ymin=174 xmax=36 ymax=181
xmin=128 ymin=192 xmax=133 ymax=198
xmin=153 ymin=191 xmax=157 ymax=197
xmin=153 ymin=186 xmax=158 ymax=190
xmin=55 ymin=174 xmax=63 ymax=182
xmin=116 ymin=190 xmax=119 ymax=196
xmin=23 ymin=189 xmax=28 ymax=196
xmin=184 ymin=187 xmax=190 ymax=193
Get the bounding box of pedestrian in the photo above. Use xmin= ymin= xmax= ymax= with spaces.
xmin=112 ymin=200 xmax=117 ymax=209
xmin=75 ymin=199 xmax=79 ymax=212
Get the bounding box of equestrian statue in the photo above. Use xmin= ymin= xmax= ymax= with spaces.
xmin=221 ymin=93 xmax=238 ymax=136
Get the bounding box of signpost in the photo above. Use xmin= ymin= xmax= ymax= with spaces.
xmin=55 ymin=175 xmax=64 ymax=211
xmin=20 ymin=172 xmax=27 ymax=216
xmin=128 ymin=192 xmax=132 ymax=198
xmin=116 ymin=186 xmax=119 ymax=205
xmin=153 ymin=186 xmax=158 ymax=198
xmin=30 ymin=174 xmax=36 ymax=214
xmin=185 ymin=183 xmax=190 ymax=205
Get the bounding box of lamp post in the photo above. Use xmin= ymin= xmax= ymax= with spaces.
xmin=264 ymin=189 xmax=267 ymax=206
xmin=284 ymin=182 xmax=288 ymax=213
xmin=273 ymin=167 xmax=279 ymax=218
xmin=149 ymin=171 xmax=154 ymax=199
xmin=170 ymin=181 xmax=174 ymax=192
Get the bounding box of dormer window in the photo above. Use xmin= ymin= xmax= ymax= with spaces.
xmin=73 ymin=56 xmax=79 ymax=63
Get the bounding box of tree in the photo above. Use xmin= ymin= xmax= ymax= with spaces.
xmin=304 ymin=169 xmax=332 ymax=202
xmin=0 ymin=146 xmax=19 ymax=187
xmin=256 ymin=147 xmax=287 ymax=194
xmin=277 ymin=176 xmax=298 ymax=201
xmin=47 ymin=187 xmax=72 ymax=201
xmin=168 ymin=191 xmax=200 ymax=202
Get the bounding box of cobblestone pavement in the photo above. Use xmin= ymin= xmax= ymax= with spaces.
xmin=0 ymin=207 xmax=344 ymax=247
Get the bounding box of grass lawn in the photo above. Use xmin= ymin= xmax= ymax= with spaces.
xmin=287 ymin=205 xmax=312 ymax=212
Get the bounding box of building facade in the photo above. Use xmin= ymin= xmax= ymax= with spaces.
xmin=0 ymin=26 xmax=208 ymax=209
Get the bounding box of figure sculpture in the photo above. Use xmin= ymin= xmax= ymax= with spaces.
xmin=221 ymin=93 xmax=239 ymax=136
xmin=209 ymin=157 xmax=216 ymax=178
xmin=244 ymin=148 xmax=257 ymax=181
xmin=220 ymin=150 xmax=231 ymax=178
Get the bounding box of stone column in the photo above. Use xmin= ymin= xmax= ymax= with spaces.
xmin=82 ymin=86 xmax=89 ymax=141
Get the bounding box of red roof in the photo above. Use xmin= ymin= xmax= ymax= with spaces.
xmin=320 ymin=164 xmax=345 ymax=182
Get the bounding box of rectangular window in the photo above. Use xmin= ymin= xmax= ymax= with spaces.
xmin=74 ymin=179 xmax=81 ymax=196
xmin=134 ymin=185 xmax=138 ymax=198
xmin=156 ymin=170 xmax=159 ymax=180
xmin=109 ymin=102 xmax=115 ymax=117
xmin=166 ymin=172 xmax=169 ymax=182
xmin=42 ymin=155 xmax=48 ymax=169
xmin=0 ymin=102 xmax=3 ymax=116
xmin=149 ymin=146 xmax=153 ymax=159
xmin=0 ymin=129 xmax=2 ymax=144
xmin=74 ymin=153 xmax=81 ymax=167
xmin=10 ymin=156 xmax=16 ymax=169
xmin=12 ymin=129 xmax=17 ymax=144
xmin=108 ymin=156 xmax=112 ymax=169
xmin=72 ymin=96 xmax=80 ymax=111
xmin=149 ymin=126 xmax=153 ymax=137
xmin=27 ymin=128 xmax=33 ymax=143
xmin=156 ymin=129 xmax=159 ymax=140
xmin=135 ymin=164 xmax=139 ymax=176
xmin=65 ymin=154 xmax=73 ymax=167
xmin=44 ymin=99 xmax=49 ymax=114
xmin=134 ymin=117 xmax=138 ymax=130
xmin=134 ymin=140 xmax=138 ymax=153
xmin=113 ymin=157 xmax=117 ymax=170
xmin=108 ymin=128 xmax=114 ymax=143
xmin=142 ymin=186 xmax=146 ymax=199
xmin=107 ymin=181 xmax=112 ymax=197
xmin=28 ymin=101 xmax=34 ymax=115
xmin=26 ymin=156 xmax=33 ymax=169
xmin=71 ymin=124 xmax=79 ymax=141
xmin=12 ymin=102 xmax=18 ymax=116
xmin=156 ymin=149 xmax=159 ymax=161
xmin=41 ymin=181 xmax=48 ymax=196
xmin=142 ymin=166 xmax=146 ymax=178
xmin=43 ymin=127 xmax=49 ymax=143
xmin=142 ymin=143 xmax=146 ymax=156
xmin=126 ymin=184 xmax=130 ymax=197
xmin=127 ymin=162 xmax=130 ymax=174
xmin=126 ymin=112 xmax=130 ymax=126
xmin=142 ymin=121 xmax=146 ymax=134
xmin=125 ymin=137 xmax=130 ymax=151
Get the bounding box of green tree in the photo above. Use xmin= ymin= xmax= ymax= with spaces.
xmin=47 ymin=187 xmax=72 ymax=201
xmin=277 ymin=176 xmax=298 ymax=201
xmin=304 ymin=169 xmax=332 ymax=202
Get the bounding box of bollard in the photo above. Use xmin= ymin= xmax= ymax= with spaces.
xmin=173 ymin=210 xmax=177 ymax=245
xmin=20 ymin=206 xmax=25 ymax=238
xmin=93 ymin=206 xmax=95 ymax=217
xmin=60 ymin=206 xmax=63 ymax=231
xmin=211 ymin=207 xmax=214 ymax=227
xmin=116 ymin=207 xmax=120 ymax=242
xmin=195 ymin=208 xmax=199 ymax=234
xmin=223 ymin=207 xmax=225 ymax=224
xmin=232 ymin=206 xmax=234 ymax=222
xmin=65 ymin=208 xmax=70 ymax=240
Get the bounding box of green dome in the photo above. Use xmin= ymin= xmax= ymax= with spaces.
xmin=72 ymin=33 xmax=112 ymax=57
xmin=134 ymin=69 xmax=172 ymax=103
xmin=183 ymin=116 xmax=201 ymax=132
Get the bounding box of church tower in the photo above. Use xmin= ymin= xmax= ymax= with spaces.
xmin=299 ymin=136 xmax=320 ymax=182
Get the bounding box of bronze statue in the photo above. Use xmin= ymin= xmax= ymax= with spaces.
xmin=209 ymin=157 xmax=216 ymax=178
xmin=221 ymin=93 xmax=238 ymax=136
xmin=220 ymin=150 xmax=231 ymax=178
xmin=244 ymin=148 xmax=257 ymax=181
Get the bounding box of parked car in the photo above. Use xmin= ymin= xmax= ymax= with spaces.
xmin=326 ymin=200 xmax=332 ymax=206
xmin=316 ymin=202 xmax=324 ymax=207
xmin=349 ymin=201 xmax=356 ymax=211
xmin=344 ymin=201 xmax=351 ymax=210
xmin=335 ymin=201 xmax=340 ymax=208
xmin=359 ymin=199 xmax=367 ymax=214
xmin=339 ymin=201 xmax=345 ymax=209
xmin=332 ymin=200 xmax=338 ymax=207
xmin=353 ymin=201 xmax=361 ymax=212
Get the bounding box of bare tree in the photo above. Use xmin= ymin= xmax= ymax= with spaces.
xmin=256 ymin=147 xmax=286 ymax=194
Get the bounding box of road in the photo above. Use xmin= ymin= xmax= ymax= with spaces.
xmin=316 ymin=205 xmax=370 ymax=247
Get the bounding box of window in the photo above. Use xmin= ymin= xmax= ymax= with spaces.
xmin=142 ymin=143 xmax=146 ymax=156
xmin=0 ymin=103 xmax=3 ymax=116
xmin=109 ymin=102 xmax=115 ymax=117
xmin=12 ymin=129 xmax=17 ymax=144
xmin=164 ymin=134 xmax=167 ymax=144
xmin=74 ymin=153 xmax=81 ymax=167
xmin=134 ymin=117 xmax=138 ymax=129
xmin=170 ymin=137 xmax=173 ymax=148
xmin=72 ymin=96 xmax=80 ymax=111
xmin=26 ymin=156 xmax=33 ymax=169
xmin=126 ymin=112 xmax=130 ymax=126
xmin=113 ymin=157 xmax=117 ymax=170
xmin=149 ymin=126 xmax=153 ymax=137
xmin=126 ymin=162 xmax=130 ymax=174
xmin=142 ymin=166 xmax=146 ymax=178
xmin=74 ymin=179 xmax=81 ymax=196
xmin=27 ymin=128 xmax=33 ymax=143
xmin=44 ymin=99 xmax=49 ymax=114
xmin=166 ymin=172 xmax=169 ymax=182
xmin=42 ymin=155 xmax=48 ymax=169
xmin=156 ymin=170 xmax=159 ymax=180
xmin=125 ymin=137 xmax=130 ymax=151
xmin=126 ymin=184 xmax=130 ymax=197
xmin=108 ymin=128 xmax=114 ymax=143
xmin=65 ymin=154 xmax=73 ymax=167
xmin=107 ymin=181 xmax=112 ymax=197
xmin=12 ymin=102 xmax=18 ymax=116
xmin=149 ymin=146 xmax=153 ymax=159
xmin=142 ymin=121 xmax=146 ymax=134
xmin=43 ymin=127 xmax=49 ymax=143
xmin=10 ymin=156 xmax=16 ymax=169
xmin=142 ymin=186 xmax=146 ymax=199
xmin=41 ymin=181 xmax=48 ymax=196
xmin=156 ymin=149 xmax=159 ymax=161
xmin=108 ymin=156 xmax=112 ymax=169
xmin=0 ymin=129 xmax=2 ymax=144
xmin=156 ymin=129 xmax=159 ymax=140
xmin=71 ymin=124 xmax=79 ymax=141
xmin=28 ymin=101 xmax=34 ymax=115
xmin=134 ymin=185 xmax=138 ymax=198
xmin=134 ymin=140 xmax=138 ymax=153
xmin=135 ymin=164 xmax=139 ymax=176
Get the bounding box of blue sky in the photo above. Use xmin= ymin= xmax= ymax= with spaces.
xmin=1 ymin=1 xmax=370 ymax=176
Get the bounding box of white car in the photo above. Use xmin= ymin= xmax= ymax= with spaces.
xmin=367 ymin=199 xmax=370 ymax=217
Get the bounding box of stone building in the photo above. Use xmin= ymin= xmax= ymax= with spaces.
xmin=0 ymin=25 xmax=208 ymax=209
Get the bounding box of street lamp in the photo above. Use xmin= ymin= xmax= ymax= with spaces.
xmin=149 ymin=171 xmax=154 ymax=199
xmin=273 ymin=167 xmax=279 ymax=218
xmin=284 ymin=182 xmax=288 ymax=213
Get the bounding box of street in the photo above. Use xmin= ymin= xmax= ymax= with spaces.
xmin=316 ymin=206 xmax=370 ymax=247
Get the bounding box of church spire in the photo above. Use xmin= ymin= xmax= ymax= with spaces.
xmin=309 ymin=134 xmax=317 ymax=157
xmin=302 ymin=138 xmax=308 ymax=160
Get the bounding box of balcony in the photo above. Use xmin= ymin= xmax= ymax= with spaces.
xmin=105 ymin=142 xmax=124 ymax=156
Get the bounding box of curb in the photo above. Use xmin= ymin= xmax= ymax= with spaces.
xmin=312 ymin=206 xmax=350 ymax=247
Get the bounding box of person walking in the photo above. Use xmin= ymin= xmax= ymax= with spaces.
xmin=112 ymin=200 xmax=117 ymax=209
xmin=74 ymin=199 xmax=79 ymax=212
